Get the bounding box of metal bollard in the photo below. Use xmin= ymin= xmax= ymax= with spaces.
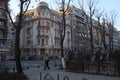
xmin=57 ymin=74 xmax=59 ymax=80
xmin=63 ymin=76 xmax=69 ymax=80
xmin=40 ymin=72 xmax=42 ymax=80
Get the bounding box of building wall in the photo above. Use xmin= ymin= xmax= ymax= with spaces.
xmin=113 ymin=28 xmax=119 ymax=50
xmin=19 ymin=1 xmax=120 ymax=59
xmin=118 ymin=31 xmax=120 ymax=49
xmin=0 ymin=0 xmax=8 ymax=44
xmin=20 ymin=2 xmax=72 ymax=58
xmin=68 ymin=6 xmax=90 ymax=53
xmin=0 ymin=0 xmax=10 ymax=60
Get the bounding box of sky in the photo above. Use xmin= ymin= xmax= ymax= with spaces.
xmin=9 ymin=0 xmax=120 ymax=30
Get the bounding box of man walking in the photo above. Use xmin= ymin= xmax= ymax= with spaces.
xmin=44 ymin=54 xmax=50 ymax=70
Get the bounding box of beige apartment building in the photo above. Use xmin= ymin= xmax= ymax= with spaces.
xmin=19 ymin=1 xmax=120 ymax=59
xmin=20 ymin=2 xmax=72 ymax=58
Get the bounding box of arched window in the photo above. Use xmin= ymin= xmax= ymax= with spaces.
xmin=41 ymin=39 xmax=44 ymax=46
xmin=37 ymin=38 xmax=40 ymax=45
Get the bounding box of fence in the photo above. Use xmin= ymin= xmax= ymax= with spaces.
xmin=68 ymin=60 xmax=120 ymax=76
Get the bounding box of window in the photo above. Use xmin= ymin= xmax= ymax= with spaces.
xmin=38 ymin=38 xmax=40 ymax=45
xmin=0 ymin=21 xmax=4 ymax=26
xmin=0 ymin=30 xmax=3 ymax=37
xmin=73 ymin=10 xmax=79 ymax=15
xmin=67 ymin=31 xmax=70 ymax=41
xmin=85 ymin=34 xmax=87 ymax=37
xmin=46 ymin=29 xmax=49 ymax=35
xmin=41 ymin=12 xmax=45 ymax=16
xmin=0 ymin=2 xmax=5 ymax=8
xmin=38 ymin=20 xmax=41 ymax=26
xmin=27 ymin=28 xmax=31 ymax=35
xmin=41 ymin=29 xmax=44 ymax=35
xmin=41 ymin=20 xmax=46 ymax=26
xmin=79 ymin=33 xmax=81 ymax=36
xmin=27 ymin=40 xmax=30 ymax=45
xmin=55 ymin=40 xmax=57 ymax=46
xmin=46 ymin=21 xmax=50 ymax=25
xmin=27 ymin=22 xmax=30 ymax=26
xmin=54 ymin=28 xmax=57 ymax=37
xmin=46 ymin=39 xmax=48 ymax=45
xmin=41 ymin=39 xmax=44 ymax=46
xmin=46 ymin=12 xmax=50 ymax=17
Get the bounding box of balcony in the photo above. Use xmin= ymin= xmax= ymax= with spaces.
xmin=0 ymin=15 xmax=7 ymax=20
xmin=54 ymin=36 xmax=60 ymax=40
xmin=0 ymin=35 xmax=6 ymax=40
xmin=37 ymin=34 xmax=49 ymax=38
xmin=0 ymin=11 xmax=7 ymax=19
xmin=0 ymin=26 xmax=7 ymax=29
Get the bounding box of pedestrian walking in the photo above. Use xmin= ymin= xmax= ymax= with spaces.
xmin=44 ymin=54 xmax=50 ymax=70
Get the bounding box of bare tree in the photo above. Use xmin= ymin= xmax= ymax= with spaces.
xmin=56 ymin=0 xmax=71 ymax=69
xmin=102 ymin=17 xmax=108 ymax=51
xmin=57 ymin=0 xmax=71 ymax=57
xmin=4 ymin=0 xmax=31 ymax=74
xmin=87 ymin=0 xmax=98 ymax=55
xmin=95 ymin=9 xmax=104 ymax=46
xmin=95 ymin=9 xmax=105 ymax=73
xmin=103 ymin=11 xmax=117 ymax=53
xmin=95 ymin=9 xmax=109 ymax=52
xmin=77 ymin=0 xmax=98 ymax=55
xmin=109 ymin=11 xmax=117 ymax=53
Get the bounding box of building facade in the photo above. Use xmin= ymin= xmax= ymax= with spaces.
xmin=19 ymin=1 xmax=120 ymax=59
xmin=0 ymin=0 xmax=9 ymax=60
xmin=0 ymin=0 xmax=8 ymax=46
xmin=20 ymin=2 xmax=72 ymax=58
xmin=65 ymin=5 xmax=90 ymax=53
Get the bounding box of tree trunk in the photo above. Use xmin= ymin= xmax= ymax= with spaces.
xmin=15 ymin=28 xmax=23 ymax=74
xmin=61 ymin=39 xmax=64 ymax=57
xmin=90 ymin=16 xmax=94 ymax=55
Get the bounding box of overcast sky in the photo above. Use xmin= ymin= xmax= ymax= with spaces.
xmin=9 ymin=0 xmax=120 ymax=30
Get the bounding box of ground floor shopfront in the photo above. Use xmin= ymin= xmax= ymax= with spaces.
xmin=21 ymin=48 xmax=65 ymax=59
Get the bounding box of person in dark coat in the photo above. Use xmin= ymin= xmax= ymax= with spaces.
xmin=44 ymin=54 xmax=50 ymax=70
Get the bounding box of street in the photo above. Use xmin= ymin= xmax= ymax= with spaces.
xmin=24 ymin=67 xmax=120 ymax=80
xmin=1 ymin=59 xmax=61 ymax=72
xmin=1 ymin=60 xmax=120 ymax=80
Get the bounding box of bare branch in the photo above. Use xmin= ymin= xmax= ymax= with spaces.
xmin=23 ymin=0 xmax=31 ymax=15
xmin=64 ymin=0 xmax=71 ymax=13
xmin=110 ymin=10 xmax=117 ymax=26
xmin=88 ymin=0 xmax=99 ymax=16
xmin=4 ymin=1 xmax=17 ymax=28
xmin=77 ymin=0 xmax=84 ymax=11
xmin=95 ymin=8 xmax=104 ymax=19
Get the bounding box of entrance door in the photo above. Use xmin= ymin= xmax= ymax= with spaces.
xmin=40 ymin=49 xmax=45 ymax=59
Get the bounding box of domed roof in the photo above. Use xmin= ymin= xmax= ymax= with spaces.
xmin=37 ymin=2 xmax=49 ymax=10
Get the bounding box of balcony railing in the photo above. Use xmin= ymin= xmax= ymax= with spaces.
xmin=0 ymin=35 xmax=6 ymax=40
xmin=0 ymin=26 xmax=7 ymax=29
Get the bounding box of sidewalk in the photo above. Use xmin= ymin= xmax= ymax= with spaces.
xmin=24 ymin=67 xmax=120 ymax=80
